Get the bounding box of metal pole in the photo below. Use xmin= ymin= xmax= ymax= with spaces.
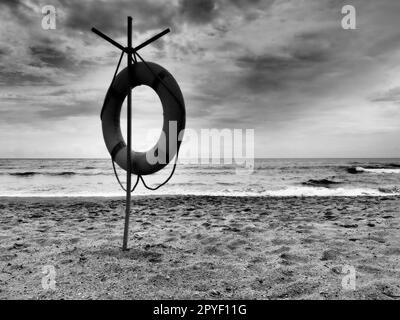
xmin=122 ymin=16 xmax=133 ymax=251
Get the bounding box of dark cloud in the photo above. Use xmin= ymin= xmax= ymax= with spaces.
xmin=29 ymin=41 xmax=102 ymax=70
xmin=60 ymin=0 xmax=179 ymax=35
xmin=234 ymin=42 xmax=331 ymax=94
xmin=0 ymin=46 xmax=12 ymax=57
xmin=180 ymin=0 xmax=218 ymax=25
xmin=235 ymin=54 xmax=296 ymax=92
xmin=228 ymin=0 xmax=263 ymax=8
xmin=0 ymin=94 xmax=103 ymax=125
xmin=61 ymin=0 xmax=269 ymax=36
xmin=371 ymin=87 xmax=400 ymax=104
xmin=0 ymin=0 xmax=280 ymax=92
xmin=30 ymin=45 xmax=72 ymax=69
xmin=0 ymin=66 xmax=57 ymax=86
xmin=0 ymin=0 xmax=22 ymax=8
xmin=0 ymin=0 xmax=36 ymax=23
xmin=37 ymin=99 xmax=101 ymax=119
xmin=178 ymin=0 xmax=274 ymax=26
xmin=287 ymin=32 xmax=332 ymax=63
xmin=367 ymin=33 xmax=400 ymax=58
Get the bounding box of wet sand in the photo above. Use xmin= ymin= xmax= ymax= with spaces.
xmin=0 ymin=195 xmax=399 ymax=299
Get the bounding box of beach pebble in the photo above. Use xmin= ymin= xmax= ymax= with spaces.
xmin=331 ymin=266 xmax=342 ymax=274
xmin=209 ymin=289 xmax=221 ymax=297
xmin=134 ymin=233 xmax=143 ymax=240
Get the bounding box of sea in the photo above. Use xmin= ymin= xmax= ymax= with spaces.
xmin=0 ymin=158 xmax=400 ymax=197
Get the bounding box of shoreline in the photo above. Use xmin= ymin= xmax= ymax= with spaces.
xmin=1 ymin=194 xmax=400 ymax=200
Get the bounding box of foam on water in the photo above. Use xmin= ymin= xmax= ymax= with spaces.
xmin=355 ymin=167 xmax=400 ymax=174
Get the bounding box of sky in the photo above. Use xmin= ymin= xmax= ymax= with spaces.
xmin=1 ymin=0 xmax=400 ymax=158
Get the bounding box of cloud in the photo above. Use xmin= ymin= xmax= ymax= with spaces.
xmin=371 ymin=87 xmax=400 ymax=104
xmin=179 ymin=0 xmax=219 ymax=25
xmin=30 ymin=45 xmax=73 ymax=68
xmin=233 ymin=33 xmax=332 ymax=94
xmin=0 ymin=45 xmax=12 ymax=57
xmin=61 ymin=0 xmax=179 ymax=35
xmin=1 ymin=0 xmax=400 ymax=157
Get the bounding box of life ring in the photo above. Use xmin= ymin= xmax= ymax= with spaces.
xmin=101 ymin=62 xmax=186 ymax=175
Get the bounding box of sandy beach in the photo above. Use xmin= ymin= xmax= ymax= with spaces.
xmin=0 ymin=195 xmax=399 ymax=300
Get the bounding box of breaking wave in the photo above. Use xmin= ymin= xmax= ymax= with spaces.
xmin=347 ymin=166 xmax=400 ymax=174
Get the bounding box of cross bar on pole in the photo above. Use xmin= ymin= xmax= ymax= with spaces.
xmin=132 ymin=28 xmax=170 ymax=52
xmin=91 ymin=27 xmax=170 ymax=55
xmin=91 ymin=27 xmax=126 ymax=52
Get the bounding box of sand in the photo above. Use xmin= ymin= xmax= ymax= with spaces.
xmin=0 ymin=195 xmax=399 ymax=300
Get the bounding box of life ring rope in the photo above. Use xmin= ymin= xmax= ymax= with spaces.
xmin=139 ymin=152 xmax=180 ymax=190
xmin=105 ymin=50 xmax=183 ymax=192
xmin=111 ymin=153 xmax=180 ymax=192
xmin=112 ymin=159 xmax=140 ymax=192
xmin=100 ymin=50 xmax=125 ymax=120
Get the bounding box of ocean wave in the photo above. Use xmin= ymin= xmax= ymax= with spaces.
xmin=260 ymin=186 xmax=399 ymax=197
xmin=169 ymin=182 xmax=208 ymax=186
xmin=257 ymin=165 xmax=348 ymax=171
xmin=378 ymin=186 xmax=400 ymax=194
xmin=9 ymin=172 xmax=37 ymax=177
xmin=220 ymin=185 xmax=400 ymax=196
xmin=386 ymin=163 xmax=400 ymax=168
xmin=301 ymin=179 xmax=342 ymax=187
xmin=216 ymin=182 xmax=236 ymax=186
xmin=7 ymin=171 xmax=76 ymax=177
xmin=2 ymin=171 xmax=114 ymax=177
xmin=52 ymin=172 xmax=76 ymax=176
xmin=347 ymin=166 xmax=400 ymax=174
xmin=158 ymin=186 xmax=400 ymax=197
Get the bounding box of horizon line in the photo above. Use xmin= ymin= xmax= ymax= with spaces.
xmin=1 ymin=157 xmax=400 ymax=160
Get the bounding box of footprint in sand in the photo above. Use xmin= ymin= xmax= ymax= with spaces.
xmin=384 ymin=247 xmax=400 ymax=255
xmin=320 ymin=249 xmax=340 ymax=261
xmin=129 ymin=249 xmax=163 ymax=263
xmin=0 ymin=253 xmax=17 ymax=262
xmin=226 ymin=239 xmax=248 ymax=251
xmin=9 ymin=242 xmax=29 ymax=250
xmin=272 ymin=246 xmax=291 ymax=254
xmin=69 ymin=238 xmax=80 ymax=244
xmin=199 ymin=236 xmax=220 ymax=246
xmin=271 ymin=238 xmax=296 ymax=246
xmin=203 ymin=245 xmax=227 ymax=256
xmin=147 ymin=274 xmax=173 ymax=287
xmin=280 ymin=253 xmax=309 ymax=265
